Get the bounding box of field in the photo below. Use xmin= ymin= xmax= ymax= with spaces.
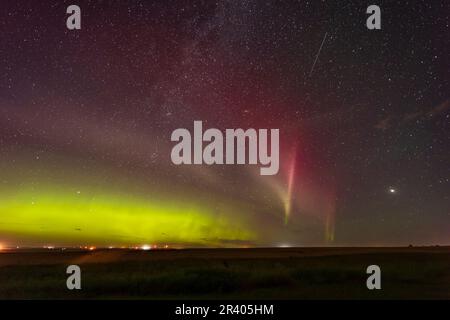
xmin=0 ymin=247 xmax=449 ymax=299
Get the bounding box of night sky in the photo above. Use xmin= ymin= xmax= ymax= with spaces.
xmin=0 ymin=0 xmax=448 ymax=248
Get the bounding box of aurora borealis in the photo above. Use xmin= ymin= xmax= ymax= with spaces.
xmin=0 ymin=186 xmax=254 ymax=246
xmin=0 ymin=1 xmax=449 ymax=248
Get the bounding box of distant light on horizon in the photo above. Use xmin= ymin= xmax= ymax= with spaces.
xmin=141 ymin=244 xmax=151 ymax=251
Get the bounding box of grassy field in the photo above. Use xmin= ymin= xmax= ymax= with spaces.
xmin=0 ymin=247 xmax=449 ymax=299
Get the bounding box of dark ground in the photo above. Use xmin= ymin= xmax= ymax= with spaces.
xmin=0 ymin=247 xmax=449 ymax=299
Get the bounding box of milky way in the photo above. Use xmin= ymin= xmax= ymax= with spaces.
xmin=0 ymin=1 xmax=449 ymax=247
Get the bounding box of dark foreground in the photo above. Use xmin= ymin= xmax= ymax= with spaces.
xmin=0 ymin=247 xmax=449 ymax=299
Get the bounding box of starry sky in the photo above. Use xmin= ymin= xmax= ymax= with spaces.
xmin=0 ymin=0 xmax=449 ymax=248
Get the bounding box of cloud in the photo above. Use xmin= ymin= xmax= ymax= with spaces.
xmin=374 ymin=116 xmax=392 ymax=131
xmin=375 ymin=99 xmax=449 ymax=130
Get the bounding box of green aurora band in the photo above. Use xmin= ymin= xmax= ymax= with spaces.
xmin=0 ymin=187 xmax=256 ymax=247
